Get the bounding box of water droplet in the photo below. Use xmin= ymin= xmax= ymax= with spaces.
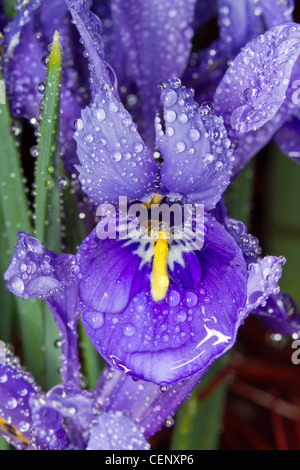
xmin=95 ymin=108 xmax=106 ymax=122
xmin=36 ymin=82 xmax=46 ymax=94
xmin=123 ymin=324 xmax=136 ymax=337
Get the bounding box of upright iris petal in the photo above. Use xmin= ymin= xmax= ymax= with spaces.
xmin=74 ymin=89 xmax=157 ymax=206
xmin=157 ymin=83 xmax=233 ymax=209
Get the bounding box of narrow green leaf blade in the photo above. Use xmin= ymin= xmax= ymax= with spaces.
xmin=34 ymin=31 xmax=62 ymax=248
xmin=34 ymin=31 xmax=63 ymax=387
xmin=0 ymin=71 xmax=45 ymax=383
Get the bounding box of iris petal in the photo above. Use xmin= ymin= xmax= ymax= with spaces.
xmin=74 ymin=90 xmax=157 ymax=205
xmin=157 ymin=82 xmax=233 ymax=209
xmin=214 ymin=23 xmax=300 ymax=134
xmin=0 ymin=343 xmax=42 ymax=449
xmin=87 ymin=411 xmax=149 ymax=450
xmin=76 ymin=213 xmax=248 ymax=384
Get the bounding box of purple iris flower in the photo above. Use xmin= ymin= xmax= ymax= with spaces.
xmin=5 ymin=0 xmax=299 ymax=387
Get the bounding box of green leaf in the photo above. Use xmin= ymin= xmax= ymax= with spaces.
xmin=0 ymin=71 xmax=45 ymax=383
xmin=4 ymin=0 xmax=18 ymax=18
xmin=261 ymin=144 xmax=300 ymax=306
xmin=224 ymin=158 xmax=256 ymax=227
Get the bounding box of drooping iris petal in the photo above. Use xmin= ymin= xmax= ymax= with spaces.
xmin=4 ymin=232 xmax=81 ymax=386
xmin=76 ymin=212 xmax=248 ymax=384
xmin=253 ymin=290 xmax=300 ymax=336
xmin=87 ymin=411 xmax=149 ymax=450
xmin=110 ymin=0 xmax=197 ymax=146
xmin=0 ymin=343 xmax=42 ymax=449
xmin=157 ymin=82 xmax=233 ymax=210
xmin=97 ymin=366 xmax=206 ymax=439
xmin=214 ymin=23 xmax=300 ymax=134
xmin=74 ymin=90 xmax=157 ymax=206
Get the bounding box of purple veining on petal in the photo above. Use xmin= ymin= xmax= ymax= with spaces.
xmin=74 ymin=89 xmax=157 ymax=206
xmin=157 ymin=81 xmax=233 ymax=209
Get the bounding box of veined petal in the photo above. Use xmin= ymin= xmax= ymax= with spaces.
xmin=76 ymin=213 xmax=248 ymax=384
xmin=0 ymin=343 xmax=42 ymax=449
xmin=157 ymin=82 xmax=233 ymax=210
xmin=111 ymin=0 xmax=197 ymax=146
xmin=214 ymin=23 xmax=300 ymax=134
xmin=74 ymin=90 xmax=157 ymax=206
xmin=87 ymin=411 xmax=149 ymax=450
